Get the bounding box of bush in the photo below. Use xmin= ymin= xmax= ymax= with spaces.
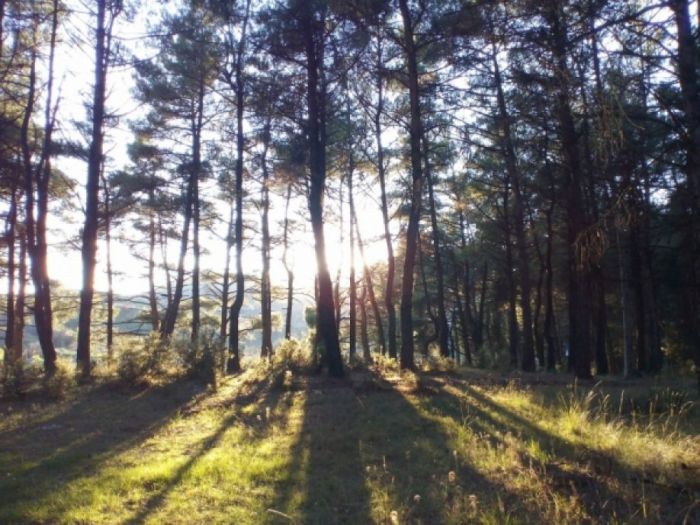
xmin=274 ymin=338 xmax=313 ymax=373
xmin=42 ymin=360 xmax=73 ymax=400
xmin=1 ymin=355 xmax=24 ymax=399
xmin=116 ymin=333 xmax=170 ymax=385
xmin=176 ymin=332 xmax=224 ymax=387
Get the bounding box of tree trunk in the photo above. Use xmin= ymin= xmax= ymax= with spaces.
xmin=148 ymin=190 xmax=160 ymax=332
xmin=4 ymin=183 xmax=17 ymax=355
xmin=220 ymin=199 xmax=234 ymax=341
xmin=260 ymin=123 xmax=273 ymax=359
xmin=373 ymin=35 xmax=397 ymax=359
xmin=423 ymin=139 xmax=450 ymax=358
xmin=670 ymin=0 xmax=700 ymax=389
xmin=398 ymin=0 xmax=424 ymax=371
xmin=226 ymin=0 xmax=251 ymax=373
xmin=492 ymin=49 xmax=535 ymax=371
xmin=303 ymin=5 xmax=342 ymax=377
xmin=77 ymin=0 xmax=108 ymax=378
xmin=359 ymin=282 xmax=371 ymax=361
xmin=21 ymin=4 xmax=57 ymax=374
xmin=282 ymin=183 xmax=294 ymax=340
xmin=160 ymin=174 xmax=194 ymax=338
xmin=547 ymin=3 xmax=591 ymax=379
xmin=348 ymin=170 xmax=357 ymax=358
xmin=102 ymin=175 xmax=114 ymax=362
xmin=354 ymin=207 xmax=386 ymax=355
xmin=501 ymin=183 xmax=519 ymax=368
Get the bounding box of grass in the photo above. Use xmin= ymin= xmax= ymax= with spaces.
xmin=0 ymin=362 xmax=698 ymax=524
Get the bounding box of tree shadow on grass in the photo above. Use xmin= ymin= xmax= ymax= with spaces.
xmin=266 ymin=370 xmax=510 ymax=525
xmin=418 ymin=375 xmax=699 ymax=524
xmin=125 ymin=378 xmax=291 ymax=524
xmin=0 ymin=378 xmax=208 ymax=518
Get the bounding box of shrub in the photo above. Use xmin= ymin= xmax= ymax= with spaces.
xmin=176 ymin=332 xmax=224 ymax=387
xmin=1 ymin=355 xmax=24 ymax=399
xmin=274 ymin=338 xmax=314 ymax=373
xmin=42 ymin=360 xmax=73 ymax=400
xmin=116 ymin=332 xmax=170 ymax=385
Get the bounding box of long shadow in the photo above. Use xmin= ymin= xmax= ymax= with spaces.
xmin=126 ymin=378 xmax=290 ymax=524
xmin=265 ymin=379 xmax=372 ymax=525
xmin=419 ymin=374 xmax=699 ymax=524
xmin=267 ymin=369 xmax=512 ymax=525
xmin=0 ymin=378 xmax=207 ymax=516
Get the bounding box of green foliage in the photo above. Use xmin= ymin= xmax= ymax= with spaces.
xmin=174 ymin=332 xmax=225 ymax=388
xmin=1 ymin=354 xmax=23 ymax=399
xmin=42 ymin=360 xmax=74 ymax=400
xmin=273 ymin=338 xmax=314 ymax=373
xmin=116 ymin=333 xmax=171 ymax=386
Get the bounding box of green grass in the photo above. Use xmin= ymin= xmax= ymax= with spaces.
xmin=0 ymin=364 xmax=698 ymax=524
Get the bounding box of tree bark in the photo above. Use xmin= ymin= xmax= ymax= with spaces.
xmin=398 ymin=0 xmax=424 ymax=370
xmin=348 ymin=170 xmax=357 ymax=358
xmin=373 ymin=35 xmax=397 ymax=359
xmin=303 ymin=4 xmax=342 ymax=377
xmin=260 ymin=122 xmax=273 ymax=359
xmin=226 ymin=0 xmax=251 ymax=373
xmin=547 ymin=3 xmax=591 ymax=379
xmin=21 ymin=3 xmax=57 ymax=374
xmin=492 ymin=48 xmax=535 ymax=371
xmin=354 ymin=206 xmax=386 ymax=356
xmin=423 ymin=139 xmax=450 ymax=358
xmin=282 ymin=183 xmax=294 ymax=339
xmin=77 ymin=0 xmax=108 ymax=377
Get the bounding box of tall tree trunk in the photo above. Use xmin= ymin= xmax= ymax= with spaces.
xmin=474 ymin=261 xmax=488 ymax=351
xmin=158 ymin=216 xmax=173 ymax=309
xmin=457 ymin=210 xmax=473 ymax=365
xmin=148 ymin=190 xmax=160 ymax=332
xmin=190 ymin=75 xmax=205 ymax=343
xmin=226 ymin=0 xmax=251 ymax=373
xmin=4 ymin=183 xmax=17 ymax=355
xmin=373 ymin=35 xmax=397 ymax=359
xmin=670 ymin=0 xmax=700 ymax=389
xmin=77 ymin=0 xmax=108 ymax=377
xmin=501 ymin=182 xmax=519 ymax=367
xmin=423 ymin=139 xmax=450 ymax=358
xmin=334 ymin=177 xmax=344 ymax=334
xmin=302 ymin=4 xmax=342 ymax=376
xmin=348 ymin=170 xmax=357 ymax=358
xmin=492 ymin=49 xmax=535 ymax=371
xmin=160 ymin=175 xmax=194 ymax=338
xmin=282 ymin=183 xmax=294 ymax=339
xmin=541 ymin=204 xmax=556 ymax=373
xmin=354 ymin=206 xmax=386 ymax=355
xmin=191 ymin=155 xmax=201 ymax=343
xmin=547 ymin=3 xmax=591 ymax=379
xmin=398 ymin=0 xmax=424 ymax=370
xmin=359 ymin=282 xmax=371 ymax=361
xmin=260 ymin=123 xmax=273 ymax=359
xmin=21 ymin=5 xmax=57 ymax=374
xmin=15 ymin=233 xmax=27 ymax=366
xmin=102 ymin=175 xmax=114 ymax=362
xmin=220 ymin=198 xmax=234 ymax=341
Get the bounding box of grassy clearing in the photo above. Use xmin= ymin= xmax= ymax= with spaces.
xmin=0 ymin=362 xmax=698 ymax=524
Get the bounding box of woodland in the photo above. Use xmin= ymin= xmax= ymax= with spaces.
xmin=1 ymin=0 xmax=700 ymax=524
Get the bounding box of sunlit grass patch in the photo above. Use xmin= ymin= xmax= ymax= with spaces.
xmin=0 ymin=365 xmax=697 ymax=524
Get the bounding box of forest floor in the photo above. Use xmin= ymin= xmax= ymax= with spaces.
xmin=0 ymin=362 xmax=699 ymax=524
